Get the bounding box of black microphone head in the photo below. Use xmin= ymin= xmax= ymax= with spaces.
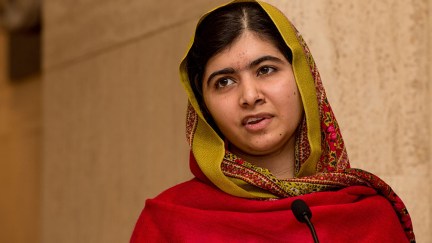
xmin=291 ymin=199 xmax=312 ymax=223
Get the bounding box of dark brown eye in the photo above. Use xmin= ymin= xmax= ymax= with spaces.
xmin=257 ymin=66 xmax=276 ymax=76
xmin=216 ymin=78 xmax=235 ymax=89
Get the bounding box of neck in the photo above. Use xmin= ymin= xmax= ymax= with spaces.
xmin=229 ymin=138 xmax=296 ymax=179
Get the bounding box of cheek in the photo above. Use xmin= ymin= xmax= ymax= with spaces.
xmin=288 ymin=91 xmax=304 ymax=124
xmin=270 ymin=82 xmax=296 ymax=101
xmin=273 ymin=83 xmax=303 ymax=117
xmin=287 ymin=88 xmax=303 ymax=112
xmin=204 ymin=94 xmax=234 ymax=125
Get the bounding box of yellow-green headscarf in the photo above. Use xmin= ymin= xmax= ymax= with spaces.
xmin=179 ymin=0 xmax=339 ymax=198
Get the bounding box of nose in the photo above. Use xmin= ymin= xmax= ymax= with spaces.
xmin=239 ymin=78 xmax=265 ymax=107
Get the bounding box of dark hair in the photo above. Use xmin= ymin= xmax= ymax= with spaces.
xmin=186 ymin=2 xmax=293 ymax=104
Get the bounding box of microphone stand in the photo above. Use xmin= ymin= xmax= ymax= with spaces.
xmin=302 ymin=214 xmax=319 ymax=243
xmin=291 ymin=199 xmax=320 ymax=243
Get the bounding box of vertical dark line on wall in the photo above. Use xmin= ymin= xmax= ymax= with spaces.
xmin=8 ymin=23 xmax=41 ymax=82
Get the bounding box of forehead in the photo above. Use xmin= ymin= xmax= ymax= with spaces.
xmin=205 ymin=31 xmax=283 ymax=71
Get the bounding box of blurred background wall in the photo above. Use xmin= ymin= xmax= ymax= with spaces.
xmin=0 ymin=29 xmax=41 ymax=242
xmin=0 ymin=0 xmax=41 ymax=240
xmin=0 ymin=0 xmax=430 ymax=242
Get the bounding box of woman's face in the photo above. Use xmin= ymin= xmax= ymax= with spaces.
xmin=202 ymin=31 xmax=303 ymax=157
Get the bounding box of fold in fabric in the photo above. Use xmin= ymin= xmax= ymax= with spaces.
xmin=131 ymin=180 xmax=408 ymax=242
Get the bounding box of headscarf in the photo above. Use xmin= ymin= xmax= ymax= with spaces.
xmin=178 ymin=0 xmax=414 ymax=241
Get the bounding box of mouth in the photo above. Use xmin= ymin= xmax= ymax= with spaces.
xmin=245 ymin=117 xmax=265 ymax=125
xmin=242 ymin=113 xmax=273 ymax=126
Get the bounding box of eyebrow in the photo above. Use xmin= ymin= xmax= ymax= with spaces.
xmin=206 ymin=55 xmax=284 ymax=86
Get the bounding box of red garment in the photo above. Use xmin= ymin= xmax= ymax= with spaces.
xmin=131 ymin=179 xmax=408 ymax=242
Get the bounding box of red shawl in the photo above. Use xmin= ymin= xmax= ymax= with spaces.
xmin=131 ymin=179 xmax=409 ymax=242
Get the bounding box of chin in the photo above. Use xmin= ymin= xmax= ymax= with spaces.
xmin=243 ymin=144 xmax=281 ymax=155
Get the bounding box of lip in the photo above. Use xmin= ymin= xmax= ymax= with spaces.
xmin=242 ymin=113 xmax=274 ymax=131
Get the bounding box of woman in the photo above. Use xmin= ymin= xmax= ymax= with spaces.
xmin=131 ymin=1 xmax=415 ymax=242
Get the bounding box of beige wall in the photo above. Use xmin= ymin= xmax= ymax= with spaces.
xmin=42 ymin=1 xmax=431 ymax=242
xmin=0 ymin=30 xmax=41 ymax=243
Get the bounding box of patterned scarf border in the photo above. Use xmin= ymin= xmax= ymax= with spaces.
xmin=221 ymin=151 xmax=415 ymax=242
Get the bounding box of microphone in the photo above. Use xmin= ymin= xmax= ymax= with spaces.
xmin=291 ymin=199 xmax=319 ymax=243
